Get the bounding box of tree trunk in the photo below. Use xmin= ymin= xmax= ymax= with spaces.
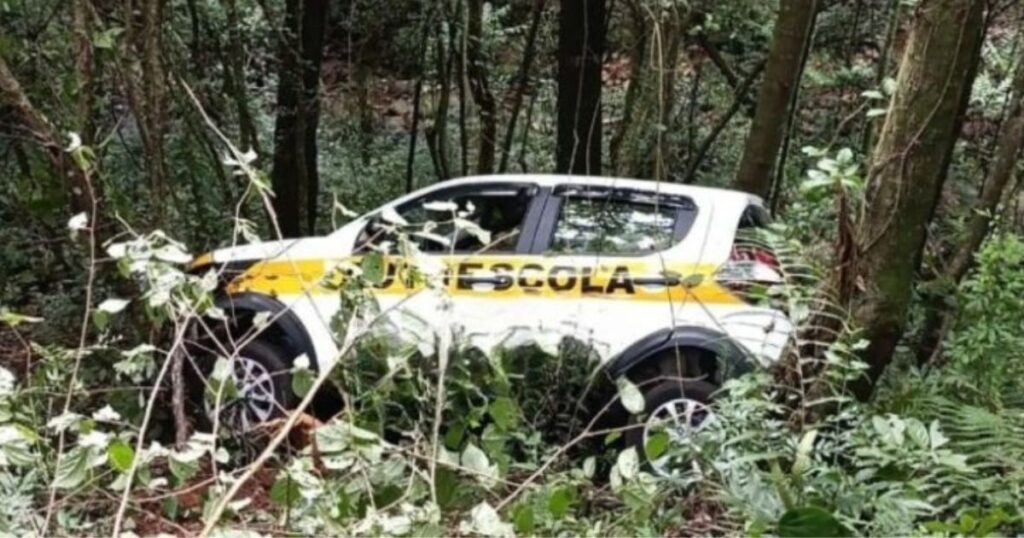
xmin=852 ymin=0 xmax=986 ymax=395
xmin=614 ymin=5 xmax=685 ymax=180
xmin=466 ymin=0 xmax=496 ymax=174
xmin=917 ymin=42 xmax=1024 ymax=364
xmin=609 ymin=0 xmax=646 ymax=172
xmin=270 ymin=0 xmax=328 ymax=238
xmin=429 ymin=18 xmax=455 ymax=181
xmin=860 ymin=0 xmax=902 ymax=155
xmin=71 ymin=0 xmax=96 ymax=145
xmin=137 ymin=0 xmax=170 ymax=221
xmin=733 ymin=0 xmax=819 ymax=198
xmin=0 ymin=54 xmax=98 ymax=218
xmin=684 ymin=61 xmax=766 ymax=183
xmin=499 ymin=0 xmax=547 ymax=173
xmin=222 ymin=0 xmax=262 ymax=157
xmin=556 ymin=0 xmax=606 ymax=175
xmin=769 ymin=9 xmax=817 ymax=211
xmin=406 ymin=5 xmax=432 ymax=193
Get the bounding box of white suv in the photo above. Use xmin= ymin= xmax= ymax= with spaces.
xmin=189 ymin=174 xmax=793 ymax=458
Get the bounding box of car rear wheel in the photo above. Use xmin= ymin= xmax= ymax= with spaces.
xmin=623 ymin=379 xmax=716 ymax=476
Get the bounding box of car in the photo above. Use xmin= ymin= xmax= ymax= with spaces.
xmin=187 ymin=174 xmax=793 ymax=467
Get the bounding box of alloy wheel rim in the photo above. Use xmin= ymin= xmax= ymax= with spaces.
xmin=206 ymin=356 xmax=277 ymax=432
xmin=642 ymin=397 xmax=714 ymax=476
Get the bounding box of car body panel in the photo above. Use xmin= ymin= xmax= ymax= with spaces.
xmin=192 ymin=174 xmax=794 ymax=375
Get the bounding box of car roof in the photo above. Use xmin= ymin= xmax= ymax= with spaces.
xmin=422 ymin=174 xmax=765 ymax=207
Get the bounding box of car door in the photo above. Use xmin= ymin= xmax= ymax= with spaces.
xmin=528 ymin=184 xmax=699 ymax=361
xmin=351 ymin=181 xmax=548 ymax=348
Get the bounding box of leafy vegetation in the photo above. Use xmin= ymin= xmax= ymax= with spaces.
xmin=1 ymin=0 xmax=1023 ymax=536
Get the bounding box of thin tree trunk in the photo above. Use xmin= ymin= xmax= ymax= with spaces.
xmin=0 ymin=54 xmax=98 ymax=217
xmin=695 ymin=32 xmax=757 ymax=112
xmin=406 ymin=7 xmax=432 ymax=193
xmin=300 ymin=0 xmax=327 ymax=235
xmin=71 ymin=0 xmax=95 ymax=145
xmin=222 ymin=0 xmax=261 ymax=157
xmin=499 ymin=0 xmax=547 ymax=173
xmin=769 ymin=9 xmax=817 ymax=211
xmin=171 ymin=346 xmax=189 ymax=448
xmin=614 ymin=4 xmax=685 ymax=179
xmin=684 ymin=61 xmax=765 ymax=183
xmin=466 ymin=0 xmax=497 ymax=174
xmin=860 ymin=0 xmax=901 ymax=155
xmin=185 ymin=0 xmax=203 ymax=71
xmin=685 ymin=60 xmax=701 ymax=171
xmin=696 ymin=33 xmax=739 ymax=88
xmin=851 ymin=0 xmax=986 ymax=396
xmin=609 ymin=0 xmax=646 ymax=172
xmin=556 ymin=0 xmax=606 ymax=175
xmin=356 ymin=65 xmax=373 ymax=165
xmin=845 ymin=0 xmax=863 ymax=67
xmin=139 ymin=0 xmax=170 ymax=221
xmin=270 ymin=0 xmax=328 ymax=237
xmin=456 ymin=0 xmax=469 ymax=176
xmin=733 ymin=0 xmax=819 ymax=198
xmin=517 ymin=87 xmax=539 ymax=172
xmin=917 ymin=44 xmax=1024 ymax=363
xmin=430 ymin=19 xmax=455 ymax=180
xmin=271 ymin=0 xmax=306 ymax=237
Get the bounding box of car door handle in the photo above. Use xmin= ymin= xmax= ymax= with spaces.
xmin=633 ymin=272 xmax=682 ymax=287
xmin=458 ymin=274 xmax=513 ymax=290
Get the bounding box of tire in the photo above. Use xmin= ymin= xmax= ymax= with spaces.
xmin=623 ymin=378 xmax=716 ymax=474
xmin=187 ymin=338 xmax=297 ymax=433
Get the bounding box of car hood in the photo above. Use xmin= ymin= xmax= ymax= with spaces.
xmin=191 ymin=236 xmax=344 ymax=269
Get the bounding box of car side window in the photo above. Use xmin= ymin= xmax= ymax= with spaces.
xmin=357 ymin=184 xmax=536 ymax=254
xmin=546 ymin=187 xmax=695 ymax=255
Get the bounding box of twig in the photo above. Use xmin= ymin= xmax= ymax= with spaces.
xmin=41 ymin=146 xmax=98 ymax=536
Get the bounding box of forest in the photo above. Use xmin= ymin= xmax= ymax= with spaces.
xmin=1 ymin=0 xmax=1024 ymax=535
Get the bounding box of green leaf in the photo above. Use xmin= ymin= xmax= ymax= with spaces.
xmin=513 ymin=505 xmax=535 ymax=535
xmin=92 ymin=27 xmax=124 ymax=49
xmin=905 ymin=418 xmax=929 ymax=449
xmin=681 ymin=273 xmax=704 ymax=288
xmin=777 ymin=506 xmax=848 ymax=537
xmin=548 ymin=487 xmax=573 ymax=519
xmin=169 ymin=456 xmax=200 ymax=483
xmin=616 ymin=447 xmax=639 ymax=480
xmin=616 ymin=378 xmax=645 ymax=414
xmin=488 ymin=397 xmax=519 ymax=431
xmin=361 ymin=252 xmax=386 ymax=285
xmin=162 ymin=497 xmax=179 ymax=520
xmin=461 ymin=443 xmax=498 ymax=484
xmin=107 ymin=441 xmax=134 ymax=473
xmin=444 ymin=421 xmax=466 ymax=450
xmin=54 ymin=447 xmax=91 ymax=490
xmin=792 ymin=429 xmax=817 ymax=477
xmin=644 ymin=431 xmax=670 ymax=461
xmin=0 ymin=307 xmax=42 ymax=327
xmin=434 ymin=468 xmax=460 ymax=509
xmin=582 ymin=456 xmax=596 ymax=478
xmin=291 ymin=368 xmax=314 ymax=398
xmin=269 ymin=474 xmax=301 ymax=508
xmin=92 ymin=310 xmax=109 ymax=331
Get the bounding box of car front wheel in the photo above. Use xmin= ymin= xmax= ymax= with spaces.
xmin=192 ymin=339 xmax=297 ymax=433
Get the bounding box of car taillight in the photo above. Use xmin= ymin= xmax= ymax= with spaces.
xmin=715 ymin=244 xmax=783 ymax=303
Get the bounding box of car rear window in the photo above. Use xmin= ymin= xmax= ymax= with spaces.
xmin=545 ymin=187 xmax=696 ymax=255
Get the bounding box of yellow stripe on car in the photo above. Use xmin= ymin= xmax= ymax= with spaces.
xmin=226 ymin=256 xmax=743 ymax=305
